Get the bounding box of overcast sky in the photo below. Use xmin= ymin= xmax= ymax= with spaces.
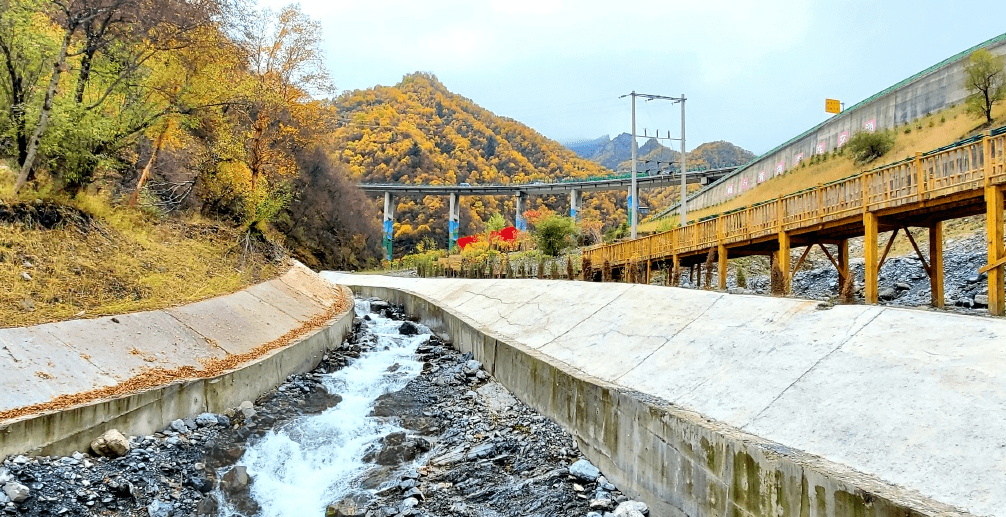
xmin=255 ymin=0 xmax=1006 ymax=155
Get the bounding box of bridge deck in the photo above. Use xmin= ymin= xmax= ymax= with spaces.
xmin=586 ymin=128 xmax=1006 ymax=312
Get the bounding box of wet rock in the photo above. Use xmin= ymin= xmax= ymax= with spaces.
xmin=368 ymin=432 xmax=431 ymax=466
xmin=398 ymin=321 xmax=420 ymax=336
xmin=2 ymin=482 xmax=29 ymax=504
xmin=370 ymin=300 xmax=391 ymax=312
xmin=220 ymin=466 xmax=250 ymax=494
xmin=301 ymin=390 xmax=344 ymax=413
xmin=194 ymin=494 xmax=219 ymax=515
xmin=570 ymin=459 xmax=600 ymax=482
xmin=90 ymin=429 xmax=130 ymax=458
xmin=326 ymin=493 xmax=370 ymax=517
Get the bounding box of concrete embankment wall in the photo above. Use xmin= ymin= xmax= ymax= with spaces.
xmin=0 ymin=263 xmax=354 ymax=458
xmin=329 ymin=274 xmax=1002 ymax=517
xmin=671 ymin=33 xmax=1006 ymax=217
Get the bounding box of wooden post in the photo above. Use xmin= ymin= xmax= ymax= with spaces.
xmin=987 ymin=186 xmax=1005 ymax=316
xmin=915 ymin=152 xmax=925 ymax=199
xmin=696 ymin=264 xmax=702 ymax=288
xmin=838 ymin=239 xmax=850 ymax=288
xmin=645 ymin=260 xmax=652 ymax=284
xmin=672 ymin=254 xmax=680 ymax=287
xmin=778 ymin=230 xmax=791 ymax=294
xmin=718 ymin=243 xmax=728 ymax=290
xmin=929 ymin=222 xmax=944 ymax=308
xmin=864 ymin=211 xmax=879 ymax=304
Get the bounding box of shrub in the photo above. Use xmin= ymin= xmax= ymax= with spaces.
xmin=846 ymin=131 xmax=895 ymax=164
xmin=533 ymin=214 xmax=578 ymax=256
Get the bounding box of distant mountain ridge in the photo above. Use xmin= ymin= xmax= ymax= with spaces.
xmin=566 ymin=133 xmax=756 ymax=173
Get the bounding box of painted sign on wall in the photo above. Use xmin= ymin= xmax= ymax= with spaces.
xmin=775 ymin=161 xmax=785 ymax=175
xmin=741 ymin=177 xmax=749 ymax=191
xmin=758 ymin=170 xmax=767 ymax=183
xmin=794 ymin=152 xmax=804 ymax=165
xmin=727 ymin=184 xmax=735 ymax=195
xmin=816 ymin=141 xmax=827 ymax=154
xmin=838 ymin=130 xmax=850 ymax=147
xmin=864 ymin=119 xmax=877 ymax=132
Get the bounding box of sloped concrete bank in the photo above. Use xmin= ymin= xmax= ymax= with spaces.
xmin=329 ymin=275 xmax=993 ymax=517
xmin=0 ymin=263 xmax=354 ymax=458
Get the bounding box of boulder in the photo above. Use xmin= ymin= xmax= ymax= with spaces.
xmin=398 ymin=321 xmax=420 ymax=336
xmin=569 ymin=459 xmax=600 ymax=482
xmin=146 ymin=499 xmax=174 ymax=517
xmin=326 ymin=493 xmax=370 ymax=517
xmin=220 ymin=466 xmax=251 ymax=494
xmin=90 ymin=429 xmax=130 ymax=458
xmin=614 ymin=500 xmax=649 ymax=516
xmin=2 ymin=482 xmax=29 ymax=504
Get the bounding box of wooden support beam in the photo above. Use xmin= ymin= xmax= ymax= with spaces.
xmin=791 ymin=244 xmax=813 ymax=283
xmin=930 ymin=222 xmax=944 ymax=308
xmin=645 ymin=260 xmax=652 ymax=285
xmin=718 ymin=243 xmax=728 ymax=290
xmin=864 ymin=211 xmax=879 ymax=304
xmin=878 ymin=228 xmax=900 ymax=272
xmin=817 ymin=243 xmax=839 ymax=271
xmin=987 ymin=186 xmax=1005 ymax=316
xmin=778 ymin=230 xmax=791 ymax=294
xmin=903 ymin=227 xmax=931 ymax=278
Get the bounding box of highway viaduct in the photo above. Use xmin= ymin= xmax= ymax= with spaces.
xmin=358 ymin=167 xmax=737 ymax=259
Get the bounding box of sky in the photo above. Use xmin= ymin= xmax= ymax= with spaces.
xmin=255 ymin=0 xmax=1006 ymax=156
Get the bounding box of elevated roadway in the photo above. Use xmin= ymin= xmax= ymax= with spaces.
xmin=358 ymin=167 xmax=737 ymax=258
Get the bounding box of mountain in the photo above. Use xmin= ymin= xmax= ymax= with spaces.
xmin=329 ymin=73 xmax=628 ymax=253
xmin=562 ymin=135 xmax=609 ymax=159
xmin=567 ymin=133 xmax=755 ymax=174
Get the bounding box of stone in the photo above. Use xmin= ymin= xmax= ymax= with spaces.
xmin=398 ymin=321 xmax=420 ymax=336
xmin=18 ymin=299 xmax=34 ymax=312
xmin=170 ymin=419 xmax=189 ymax=434
xmin=2 ymin=482 xmax=28 ymax=504
xmin=569 ymin=459 xmax=600 ymax=482
xmin=146 ymin=499 xmax=174 ymax=517
xmin=878 ymin=287 xmax=898 ymax=301
xmin=327 ymin=493 xmax=370 ymax=517
xmin=895 ymin=282 xmax=911 ymax=290
xmin=465 ymin=359 xmax=482 ymax=371
xmin=90 ymin=429 xmax=130 ymax=458
xmin=613 ymin=500 xmax=649 ymax=516
xmin=466 ymin=441 xmax=495 ymax=459
xmin=974 ymin=294 xmax=989 ymax=307
xmin=19 ymin=272 xmax=31 ymax=282
xmin=220 ymin=466 xmax=251 ymax=494
xmin=370 ymin=300 xmax=391 ymax=312
xmin=588 ymin=498 xmax=615 ymax=511
xmin=195 ymin=413 xmax=219 ymax=427
xmin=239 ymin=401 xmax=256 ymax=419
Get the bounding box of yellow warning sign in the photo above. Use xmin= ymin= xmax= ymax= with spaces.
xmin=825 ymin=99 xmax=842 ymax=114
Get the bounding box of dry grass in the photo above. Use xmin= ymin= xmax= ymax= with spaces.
xmin=0 ymin=169 xmax=283 ymax=329
xmin=640 ymin=102 xmax=1006 ymax=233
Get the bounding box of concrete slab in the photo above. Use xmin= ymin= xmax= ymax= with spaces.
xmin=245 ymin=280 xmax=324 ymax=322
xmin=167 ymin=290 xmax=301 ymax=355
xmin=40 ymin=311 xmax=224 ymax=381
xmin=327 ymin=273 xmax=1006 ymax=516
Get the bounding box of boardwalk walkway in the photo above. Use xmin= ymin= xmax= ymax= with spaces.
xmin=584 ymin=128 xmax=1006 ymax=314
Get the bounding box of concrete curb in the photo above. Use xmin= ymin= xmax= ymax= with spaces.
xmin=348 ymin=282 xmax=971 ymax=517
xmin=0 ymin=263 xmax=354 ymax=458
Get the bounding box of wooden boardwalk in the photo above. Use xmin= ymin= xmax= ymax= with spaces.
xmin=583 ymin=128 xmax=1006 ymax=315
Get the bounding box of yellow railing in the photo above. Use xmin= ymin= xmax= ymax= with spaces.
xmin=584 ymin=130 xmax=1006 ymax=268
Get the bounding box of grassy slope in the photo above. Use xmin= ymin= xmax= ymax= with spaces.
xmin=640 ymin=103 xmax=1006 ymax=233
xmin=1 ymin=168 xmax=282 ymax=329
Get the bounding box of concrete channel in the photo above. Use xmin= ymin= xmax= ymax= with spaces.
xmin=0 ymin=263 xmax=354 ymax=459
xmin=328 ymin=274 xmax=1002 ymax=517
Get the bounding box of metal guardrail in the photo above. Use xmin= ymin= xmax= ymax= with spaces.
xmin=585 ymin=129 xmax=1006 ymax=268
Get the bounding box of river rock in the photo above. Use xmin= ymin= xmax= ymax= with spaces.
xmin=326 ymin=493 xmax=370 ymax=517
xmin=2 ymin=482 xmax=29 ymax=504
xmin=570 ymin=459 xmax=600 ymax=481
xmin=147 ymin=499 xmax=174 ymax=517
xmin=614 ymin=500 xmax=649 ymax=516
xmin=239 ymin=400 xmax=256 ymax=419
xmin=974 ymin=294 xmax=989 ymax=307
xmin=90 ymin=429 xmax=130 ymax=458
xmin=370 ymin=432 xmax=431 ymax=465
xmin=195 ymin=413 xmax=219 ymax=427
xmin=220 ymin=465 xmax=250 ymax=493
xmin=170 ymin=419 xmax=189 ymax=433
xmin=398 ymin=321 xmax=420 ymax=336
xmin=370 ymin=300 xmax=391 ymax=312
xmin=878 ymin=287 xmax=898 ymax=301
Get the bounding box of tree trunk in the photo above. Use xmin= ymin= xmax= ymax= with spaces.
xmin=13 ymin=29 xmax=72 ymax=193
xmin=0 ymin=34 xmax=28 ymax=166
xmin=128 ymin=125 xmax=169 ymax=206
xmin=74 ymin=50 xmax=94 ymax=104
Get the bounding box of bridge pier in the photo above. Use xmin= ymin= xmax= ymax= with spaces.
xmin=449 ymin=192 xmax=460 ymax=251
xmin=987 ymin=185 xmax=1005 ymax=316
xmin=515 ymin=192 xmax=526 ymax=232
xmin=717 ymin=244 xmax=727 ymax=290
xmin=777 ymin=230 xmax=791 ymax=295
xmin=570 ymin=189 xmax=581 ymax=220
xmin=864 ymin=212 xmax=879 ymax=304
xmin=383 ymin=192 xmax=394 ymax=261
xmin=928 ymin=224 xmax=944 ymax=308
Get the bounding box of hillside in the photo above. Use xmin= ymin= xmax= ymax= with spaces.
xmin=331 ymin=73 xmax=631 ymax=252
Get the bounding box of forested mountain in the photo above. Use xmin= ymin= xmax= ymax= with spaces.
xmin=331 ymin=73 xmax=633 ymax=252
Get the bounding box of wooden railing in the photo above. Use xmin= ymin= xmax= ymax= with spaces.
xmin=584 ymin=129 xmax=1006 ymax=267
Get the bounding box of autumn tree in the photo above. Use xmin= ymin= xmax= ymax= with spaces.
xmin=964 ymin=48 xmax=1006 ymax=126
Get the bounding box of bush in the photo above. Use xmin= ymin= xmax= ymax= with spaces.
xmin=846 ymin=131 xmax=895 ymax=164
xmin=533 ymin=215 xmax=578 ymax=256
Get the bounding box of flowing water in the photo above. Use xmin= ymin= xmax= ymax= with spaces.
xmin=221 ymin=299 xmax=429 ymax=517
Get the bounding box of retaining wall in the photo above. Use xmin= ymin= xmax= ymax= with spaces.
xmin=0 ymin=263 xmax=354 ymax=457
xmin=671 ymin=33 xmax=1006 ymax=217
xmin=330 ymin=275 xmax=998 ymax=517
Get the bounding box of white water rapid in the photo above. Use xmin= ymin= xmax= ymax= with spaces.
xmin=223 ymin=299 xmax=429 ymax=517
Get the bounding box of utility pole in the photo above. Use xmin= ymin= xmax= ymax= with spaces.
xmin=620 ymin=91 xmax=687 ymax=237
